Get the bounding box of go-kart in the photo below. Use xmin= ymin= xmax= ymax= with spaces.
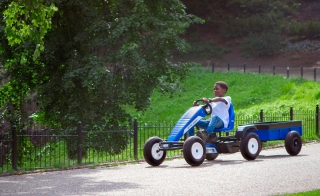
xmin=143 ymin=99 xmax=303 ymax=166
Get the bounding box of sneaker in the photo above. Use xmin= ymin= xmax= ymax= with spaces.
xmin=196 ymin=130 xmax=209 ymax=142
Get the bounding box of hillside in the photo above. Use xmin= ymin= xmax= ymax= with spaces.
xmin=179 ymin=0 xmax=320 ymax=69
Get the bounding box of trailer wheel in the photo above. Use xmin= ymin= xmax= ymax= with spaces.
xmin=143 ymin=137 xmax=166 ymax=166
xmin=183 ymin=136 xmax=206 ymax=166
xmin=206 ymin=153 xmax=219 ymax=161
xmin=240 ymin=132 xmax=261 ymax=160
xmin=285 ymin=131 xmax=302 ymax=156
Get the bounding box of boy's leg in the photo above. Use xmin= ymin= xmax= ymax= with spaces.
xmin=196 ymin=120 xmax=210 ymax=129
xmin=206 ymin=116 xmax=224 ymax=135
xmin=195 ymin=120 xmax=210 ymax=142
xmin=187 ymin=120 xmax=209 ymax=136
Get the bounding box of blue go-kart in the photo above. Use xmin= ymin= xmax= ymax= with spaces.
xmin=143 ymin=99 xmax=303 ymax=166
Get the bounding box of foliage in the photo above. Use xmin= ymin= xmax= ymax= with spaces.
xmin=240 ymin=32 xmax=284 ymax=57
xmin=288 ymin=20 xmax=320 ymax=38
xmin=0 ymin=0 xmax=203 ymax=159
xmin=3 ymin=0 xmax=58 ymax=59
xmin=173 ymin=34 xmax=230 ymax=60
xmin=182 ymin=0 xmax=299 ymax=37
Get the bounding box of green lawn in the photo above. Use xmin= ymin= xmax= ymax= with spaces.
xmin=126 ymin=66 xmax=320 ymax=123
xmin=277 ymin=189 xmax=320 ymax=195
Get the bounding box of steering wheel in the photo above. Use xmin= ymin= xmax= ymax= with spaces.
xmin=193 ymin=99 xmax=212 ymax=115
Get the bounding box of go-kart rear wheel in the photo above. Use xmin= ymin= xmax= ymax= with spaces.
xmin=240 ymin=132 xmax=261 ymax=160
xmin=183 ymin=136 xmax=206 ymax=166
xmin=285 ymin=131 xmax=302 ymax=156
xmin=143 ymin=137 xmax=166 ymax=166
xmin=206 ymin=153 xmax=219 ymax=161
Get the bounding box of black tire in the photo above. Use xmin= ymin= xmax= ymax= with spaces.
xmin=143 ymin=137 xmax=166 ymax=166
xmin=240 ymin=132 xmax=261 ymax=160
xmin=285 ymin=131 xmax=302 ymax=156
xmin=183 ymin=136 xmax=206 ymax=166
xmin=206 ymin=153 xmax=219 ymax=161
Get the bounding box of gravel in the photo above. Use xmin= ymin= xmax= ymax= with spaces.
xmin=1 ymin=142 xmax=320 ymax=196
xmin=281 ymin=39 xmax=320 ymax=54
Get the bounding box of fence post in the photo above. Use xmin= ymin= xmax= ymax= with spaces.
xmin=290 ymin=106 xmax=293 ymax=120
xmin=273 ymin=65 xmax=275 ymax=75
xmin=12 ymin=125 xmax=17 ymax=171
xmin=244 ymin=63 xmax=246 ymax=73
xmin=212 ymin=62 xmax=214 ymax=73
xmin=260 ymin=109 xmax=264 ymax=122
xmin=301 ymin=67 xmax=303 ymax=79
xmin=316 ymin=104 xmax=319 ymax=136
xmin=314 ymin=68 xmax=317 ymax=82
xmin=228 ymin=62 xmax=230 ymax=71
xmin=134 ymin=118 xmax=138 ymax=159
xmin=259 ymin=64 xmax=261 ymax=74
xmin=287 ymin=67 xmax=290 ymax=78
xmin=77 ymin=121 xmax=82 ymax=165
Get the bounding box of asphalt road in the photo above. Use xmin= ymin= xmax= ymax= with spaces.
xmin=1 ymin=142 xmax=320 ymax=196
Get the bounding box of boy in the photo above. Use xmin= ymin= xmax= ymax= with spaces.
xmin=196 ymin=81 xmax=231 ymax=142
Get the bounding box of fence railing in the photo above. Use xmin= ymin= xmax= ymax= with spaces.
xmin=1 ymin=105 xmax=319 ymax=174
xmin=210 ymin=62 xmax=320 ymax=82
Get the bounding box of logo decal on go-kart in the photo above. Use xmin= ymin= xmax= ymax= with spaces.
xmin=183 ymin=116 xmax=203 ymax=134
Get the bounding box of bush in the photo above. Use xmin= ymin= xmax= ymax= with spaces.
xmin=288 ymin=20 xmax=320 ymax=38
xmin=240 ymin=32 xmax=283 ymax=57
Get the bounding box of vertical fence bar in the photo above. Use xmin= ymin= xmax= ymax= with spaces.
xmin=273 ymin=65 xmax=275 ymax=75
xmin=77 ymin=121 xmax=82 ymax=165
xmin=134 ymin=118 xmax=138 ymax=159
xmin=259 ymin=65 xmax=261 ymax=74
xmin=287 ymin=67 xmax=290 ymax=78
xmin=316 ymin=104 xmax=319 ymax=136
xmin=260 ymin=109 xmax=264 ymax=122
xmin=314 ymin=68 xmax=317 ymax=82
xmin=290 ymin=106 xmax=293 ymax=120
xmin=212 ymin=62 xmax=214 ymax=73
xmin=12 ymin=125 xmax=17 ymax=171
xmin=228 ymin=62 xmax=230 ymax=71
xmin=244 ymin=63 xmax=246 ymax=73
xmin=301 ymin=67 xmax=303 ymax=79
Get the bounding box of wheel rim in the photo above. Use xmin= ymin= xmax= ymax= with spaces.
xmin=151 ymin=143 xmax=163 ymax=160
xmin=248 ymin=138 xmax=259 ymax=155
xmin=293 ymin=137 xmax=300 ymax=149
xmin=191 ymin=142 xmax=204 ymax=160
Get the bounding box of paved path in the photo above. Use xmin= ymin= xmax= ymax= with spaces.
xmin=1 ymin=142 xmax=320 ymax=196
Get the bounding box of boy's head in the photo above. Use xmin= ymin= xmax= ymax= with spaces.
xmin=214 ymin=81 xmax=228 ymax=97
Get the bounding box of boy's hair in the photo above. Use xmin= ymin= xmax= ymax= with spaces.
xmin=215 ymin=81 xmax=228 ymax=92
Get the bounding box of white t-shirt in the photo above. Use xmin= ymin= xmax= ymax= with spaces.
xmin=209 ymin=96 xmax=231 ymax=128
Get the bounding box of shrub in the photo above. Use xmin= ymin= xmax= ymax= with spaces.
xmin=288 ymin=20 xmax=320 ymax=38
xmin=240 ymin=32 xmax=283 ymax=57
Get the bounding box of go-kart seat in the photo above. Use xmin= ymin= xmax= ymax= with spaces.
xmin=213 ymin=103 xmax=235 ymax=132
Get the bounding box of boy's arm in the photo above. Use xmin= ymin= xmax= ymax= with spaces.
xmin=202 ymin=97 xmax=228 ymax=105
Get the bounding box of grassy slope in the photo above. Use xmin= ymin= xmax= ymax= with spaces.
xmin=126 ymin=66 xmax=320 ymax=122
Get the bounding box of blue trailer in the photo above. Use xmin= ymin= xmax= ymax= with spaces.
xmin=143 ymin=100 xmax=303 ymax=166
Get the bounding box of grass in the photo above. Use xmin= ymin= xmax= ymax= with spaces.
xmin=126 ymin=66 xmax=320 ymax=122
xmin=277 ymin=189 xmax=320 ymax=195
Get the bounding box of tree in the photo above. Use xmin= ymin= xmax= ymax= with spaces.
xmin=0 ymin=0 xmax=202 ymax=158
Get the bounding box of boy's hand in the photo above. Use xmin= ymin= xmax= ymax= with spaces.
xmin=193 ymin=101 xmax=199 ymax=106
xmin=202 ymin=98 xmax=209 ymax=103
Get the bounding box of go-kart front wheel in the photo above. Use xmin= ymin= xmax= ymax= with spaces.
xmin=240 ymin=132 xmax=261 ymax=160
xmin=183 ymin=136 xmax=206 ymax=166
xmin=143 ymin=137 xmax=166 ymax=166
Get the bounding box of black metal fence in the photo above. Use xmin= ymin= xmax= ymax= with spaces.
xmin=210 ymin=62 xmax=320 ymax=82
xmin=1 ymin=105 xmax=319 ymax=175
